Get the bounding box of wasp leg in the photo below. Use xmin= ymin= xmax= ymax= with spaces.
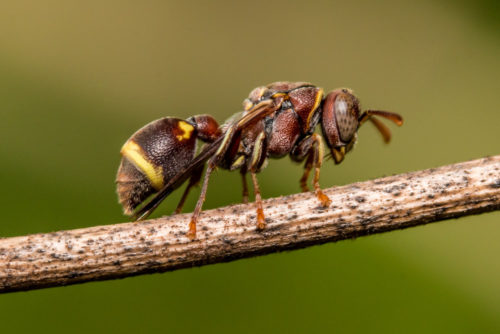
xmin=310 ymin=134 xmax=331 ymax=207
xmin=251 ymin=172 xmax=265 ymax=230
xmin=312 ymin=137 xmax=331 ymax=207
xmin=187 ymin=126 xmax=249 ymax=238
xmin=174 ymin=165 xmax=203 ymax=214
xmin=291 ymin=134 xmax=331 ymax=207
xmin=248 ymin=132 xmax=267 ymax=230
xmin=240 ymin=169 xmax=249 ymax=204
xmin=299 ymin=152 xmax=314 ymax=192
xmin=188 ymin=161 xmax=215 ymax=239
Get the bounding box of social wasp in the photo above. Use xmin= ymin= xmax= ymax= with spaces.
xmin=116 ymin=82 xmax=403 ymax=238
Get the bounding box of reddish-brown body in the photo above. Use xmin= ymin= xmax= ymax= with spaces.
xmin=242 ymin=82 xmax=322 ymax=157
xmin=219 ymin=82 xmax=324 ymax=173
xmin=117 ymin=82 xmax=403 ymax=238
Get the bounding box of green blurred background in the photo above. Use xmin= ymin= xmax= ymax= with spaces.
xmin=0 ymin=0 xmax=499 ymax=332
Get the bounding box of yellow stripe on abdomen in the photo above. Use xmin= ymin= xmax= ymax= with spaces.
xmin=121 ymin=140 xmax=164 ymax=190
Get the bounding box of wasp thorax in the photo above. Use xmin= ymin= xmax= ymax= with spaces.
xmin=334 ymin=91 xmax=359 ymax=142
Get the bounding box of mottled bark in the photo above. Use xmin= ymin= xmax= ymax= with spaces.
xmin=1 ymin=156 xmax=499 ymax=293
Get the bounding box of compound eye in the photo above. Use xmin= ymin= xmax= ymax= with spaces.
xmin=335 ymin=95 xmax=359 ymax=142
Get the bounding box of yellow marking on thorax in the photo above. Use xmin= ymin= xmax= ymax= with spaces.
xmin=250 ymin=132 xmax=266 ymax=170
xmin=231 ymin=155 xmax=246 ymax=170
xmin=121 ymin=140 xmax=164 ymax=190
xmin=176 ymin=121 xmax=194 ymax=141
xmin=216 ymin=127 xmax=235 ymax=156
xmin=306 ymin=88 xmax=324 ymax=128
xmin=243 ymin=99 xmax=253 ymax=111
xmin=255 ymin=87 xmax=267 ymax=99
xmin=271 ymin=92 xmax=287 ymax=99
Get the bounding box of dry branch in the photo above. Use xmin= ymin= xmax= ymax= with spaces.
xmin=1 ymin=156 xmax=499 ymax=293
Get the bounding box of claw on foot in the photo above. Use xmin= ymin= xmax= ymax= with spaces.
xmin=316 ymin=189 xmax=332 ymax=207
xmin=256 ymin=207 xmax=266 ymax=230
xmin=187 ymin=220 xmax=197 ymax=240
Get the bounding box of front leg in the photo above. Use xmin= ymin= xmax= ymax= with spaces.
xmin=299 ymin=152 xmax=314 ymax=193
xmin=291 ymin=134 xmax=331 ymax=207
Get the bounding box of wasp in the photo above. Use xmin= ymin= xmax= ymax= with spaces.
xmin=116 ymin=82 xmax=403 ymax=238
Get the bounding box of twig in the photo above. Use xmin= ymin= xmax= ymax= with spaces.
xmin=1 ymin=156 xmax=499 ymax=293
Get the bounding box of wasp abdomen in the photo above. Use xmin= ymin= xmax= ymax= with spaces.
xmin=116 ymin=118 xmax=197 ymax=215
xmin=116 ymin=158 xmax=156 ymax=215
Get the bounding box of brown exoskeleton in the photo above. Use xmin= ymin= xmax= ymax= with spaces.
xmin=116 ymin=82 xmax=403 ymax=238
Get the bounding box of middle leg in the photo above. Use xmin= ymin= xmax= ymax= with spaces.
xmin=247 ymin=131 xmax=267 ymax=230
